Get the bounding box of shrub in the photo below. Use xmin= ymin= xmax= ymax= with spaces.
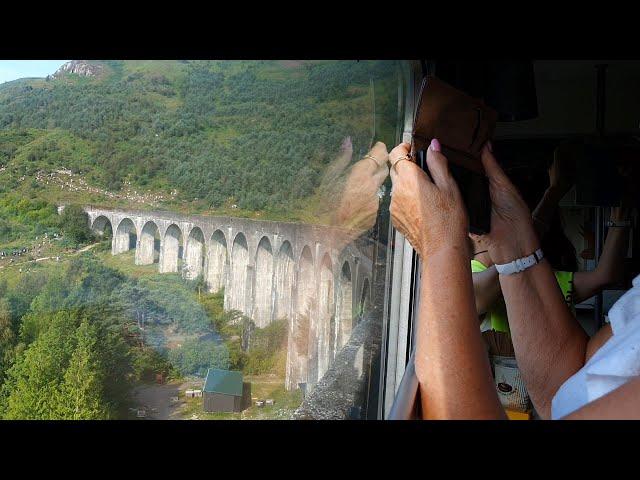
xmin=58 ymin=204 xmax=93 ymax=247
xmin=131 ymin=347 xmax=172 ymax=383
xmin=243 ymin=319 xmax=288 ymax=376
xmin=168 ymin=338 xmax=229 ymax=377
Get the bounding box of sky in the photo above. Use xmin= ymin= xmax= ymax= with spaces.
xmin=0 ymin=60 xmax=69 ymax=84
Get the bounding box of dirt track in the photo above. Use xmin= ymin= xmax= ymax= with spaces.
xmin=133 ymin=383 xmax=182 ymax=420
xmin=133 ymin=379 xmax=202 ymax=420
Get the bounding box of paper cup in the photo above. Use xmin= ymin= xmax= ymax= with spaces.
xmin=493 ymin=356 xmax=530 ymax=412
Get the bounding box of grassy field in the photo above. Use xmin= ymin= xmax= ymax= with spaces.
xmin=0 ymin=240 xmax=90 ymax=287
xmin=94 ymin=249 xmax=165 ymax=279
xmin=178 ymin=375 xmax=303 ymax=420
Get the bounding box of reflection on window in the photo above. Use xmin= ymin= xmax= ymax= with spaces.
xmin=0 ymin=60 xmax=404 ymax=419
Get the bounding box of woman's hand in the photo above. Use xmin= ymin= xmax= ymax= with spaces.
xmin=480 ymin=143 xmax=541 ymax=265
xmin=389 ymin=139 xmax=468 ymax=258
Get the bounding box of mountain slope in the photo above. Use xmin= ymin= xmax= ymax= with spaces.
xmin=0 ymin=60 xmax=399 ymax=219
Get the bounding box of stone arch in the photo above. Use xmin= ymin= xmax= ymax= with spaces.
xmin=288 ymin=245 xmax=315 ymax=390
xmin=114 ymin=218 xmax=137 ymax=255
xmin=184 ymin=226 xmax=205 ymax=280
xmin=229 ymin=232 xmax=249 ymax=314
xmin=318 ymin=253 xmax=335 ymax=378
xmin=253 ymin=236 xmax=274 ymax=328
xmin=274 ymin=240 xmax=295 ymax=321
xmin=357 ymin=277 xmax=371 ymax=324
xmin=207 ymin=230 xmax=228 ymax=294
xmin=136 ymin=221 xmax=160 ymax=265
xmin=91 ymin=215 xmax=113 ymax=238
xmin=296 ymin=246 xmax=315 ymax=319
xmin=337 ymin=261 xmax=353 ymax=349
xmin=160 ymin=224 xmax=183 ymax=273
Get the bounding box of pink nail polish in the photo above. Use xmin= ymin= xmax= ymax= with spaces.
xmin=430 ymin=138 xmax=441 ymax=152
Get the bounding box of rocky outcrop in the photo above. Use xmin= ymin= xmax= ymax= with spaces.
xmin=52 ymin=60 xmax=103 ymax=79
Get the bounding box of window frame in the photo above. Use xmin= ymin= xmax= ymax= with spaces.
xmin=378 ymin=60 xmax=428 ymax=419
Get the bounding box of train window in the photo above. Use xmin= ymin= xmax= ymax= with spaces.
xmin=388 ymin=60 xmax=640 ymax=420
xmin=0 ymin=60 xmax=407 ymax=419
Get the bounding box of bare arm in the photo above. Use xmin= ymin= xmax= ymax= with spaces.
xmin=418 ymin=249 xmax=505 ymax=419
xmin=562 ymin=374 xmax=640 ymax=419
xmin=499 ymin=259 xmax=589 ymax=419
xmin=473 ymin=265 xmax=501 ymax=315
xmin=389 ymin=140 xmax=505 ymax=420
xmin=473 ymin=177 xmax=568 ymax=315
xmin=531 ymin=186 xmax=566 ymax=238
xmin=573 ymin=208 xmax=630 ymax=304
xmin=533 ymin=148 xmax=576 ymax=238
xmin=480 ymin=145 xmax=589 ymax=419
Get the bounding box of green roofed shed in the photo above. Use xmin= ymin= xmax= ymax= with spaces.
xmin=203 ymin=368 xmax=243 ymax=396
xmin=202 ymin=369 xmax=251 ymax=413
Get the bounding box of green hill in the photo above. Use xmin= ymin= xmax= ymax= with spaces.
xmin=0 ymin=60 xmax=399 ymax=226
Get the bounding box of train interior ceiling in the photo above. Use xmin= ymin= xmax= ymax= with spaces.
xmin=437 ymin=60 xmax=640 ymax=336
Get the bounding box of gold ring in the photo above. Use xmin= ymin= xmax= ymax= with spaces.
xmin=392 ymin=154 xmax=413 ymax=172
xmin=363 ymin=154 xmax=381 ymax=167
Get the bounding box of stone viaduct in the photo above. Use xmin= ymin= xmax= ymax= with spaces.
xmin=85 ymin=206 xmax=374 ymax=392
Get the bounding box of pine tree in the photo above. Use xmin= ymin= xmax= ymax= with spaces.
xmin=0 ymin=298 xmax=15 ymax=384
xmin=1 ymin=311 xmax=77 ymax=419
xmin=55 ymin=320 xmax=109 ymax=420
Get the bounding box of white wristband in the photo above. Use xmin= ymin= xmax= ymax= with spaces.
xmin=495 ymin=249 xmax=544 ymax=275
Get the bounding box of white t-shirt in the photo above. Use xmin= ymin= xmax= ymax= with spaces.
xmin=551 ymin=274 xmax=640 ymax=419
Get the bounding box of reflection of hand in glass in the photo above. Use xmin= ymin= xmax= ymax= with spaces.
xmin=323 ymin=136 xmax=355 ymax=185
xmin=333 ymin=141 xmax=389 ymax=233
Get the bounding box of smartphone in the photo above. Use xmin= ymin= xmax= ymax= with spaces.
xmin=411 ymin=76 xmax=497 ymax=234
xmin=415 ymin=148 xmax=492 ymax=234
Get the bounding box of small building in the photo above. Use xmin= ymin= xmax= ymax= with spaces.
xmin=202 ymin=368 xmax=251 ymax=413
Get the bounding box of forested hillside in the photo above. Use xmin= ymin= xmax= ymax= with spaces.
xmin=0 ymin=248 xmax=291 ymax=419
xmin=0 ymin=60 xmax=399 ymax=218
xmin=0 ymin=60 xmax=401 ymax=419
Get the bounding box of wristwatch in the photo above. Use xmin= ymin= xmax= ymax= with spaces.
xmin=606 ymin=220 xmax=631 ymax=228
xmin=495 ymin=248 xmax=544 ymax=276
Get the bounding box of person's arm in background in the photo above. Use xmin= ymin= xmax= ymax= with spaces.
xmin=472 ymin=153 xmax=575 ymax=315
xmin=473 ymin=265 xmax=500 ymax=316
xmin=531 ymin=149 xmax=576 ymax=238
xmin=480 ymin=144 xmax=589 ymax=419
xmin=389 ymin=140 xmax=505 ymax=419
xmin=573 ymin=206 xmax=631 ymax=304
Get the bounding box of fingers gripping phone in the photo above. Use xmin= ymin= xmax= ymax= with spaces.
xmin=411 ymin=76 xmax=498 ymax=234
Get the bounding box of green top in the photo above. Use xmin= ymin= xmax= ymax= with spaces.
xmin=203 ymin=368 xmax=243 ymax=397
xmin=471 ymin=259 xmax=575 ymax=333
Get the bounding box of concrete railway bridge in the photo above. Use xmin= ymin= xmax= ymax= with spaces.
xmin=85 ymin=206 xmax=375 ymax=391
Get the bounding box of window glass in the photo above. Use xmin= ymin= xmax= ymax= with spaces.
xmin=0 ymin=60 xmax=404 ymax=419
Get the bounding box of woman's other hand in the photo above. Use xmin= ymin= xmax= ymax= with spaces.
xmin=334 ymin=141 xmax=389 ymax=232
xmin=389 ymin=139 xmax=468 ymax=258
xmin=480 ymin=143 xmax=541 ymax=264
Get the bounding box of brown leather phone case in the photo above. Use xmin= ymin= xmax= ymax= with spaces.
xmin=412 ymin=75 xmax=498 ymax=173
xmin=411 ymin=76 xmax=498 ymax=233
